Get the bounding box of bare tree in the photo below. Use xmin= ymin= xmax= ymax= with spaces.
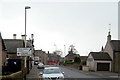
xmin=69 ymin=45 xmax=78 ymax=54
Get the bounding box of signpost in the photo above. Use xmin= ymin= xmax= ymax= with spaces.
xmin=17 ymin=48 xmax=32 ymax=56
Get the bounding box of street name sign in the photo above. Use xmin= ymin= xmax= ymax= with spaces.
xmin=17 ymin=48 xmax=32 ymax=56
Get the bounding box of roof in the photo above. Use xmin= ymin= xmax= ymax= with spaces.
xmin=80 ymin=56 xmax=87 ymax=60
xmin=110 ymin=40 xmax=120 ymax=52
xmin=4 ymin=39 xmax=24 ymax=54
xmin=65 ymin=50 xmax=80 ymax=57
xmin=90 ymin=52 xmax=112 ymax=61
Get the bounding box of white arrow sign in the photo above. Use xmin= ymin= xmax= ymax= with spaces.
xmin=17 ymin=48 xmax=32 ymax=56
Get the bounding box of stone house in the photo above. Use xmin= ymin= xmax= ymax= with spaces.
xmin=87 ymin=52 xmax=112 ymax=71
xmin=4 ymin=39 xmax=25 ymax=58
xmin=87 ymin=31 xmax=120 ymax=72
xmin=34 ymin=50 xmax=48 ymax=65
xmin=103 ymin=31 xmax=120 ymax=72
xmin=0 ymin=33 xmax=7 ymax=75
xmin=3 ymin=34 xmax=34 ymax=73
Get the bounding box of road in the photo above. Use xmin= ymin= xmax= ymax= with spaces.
xmin=26 ymin=65 xmax=118 ymax=80
xmin=60 ymin=67 xmax=99 ymax=78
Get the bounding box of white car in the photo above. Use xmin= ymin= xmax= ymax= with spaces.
xmin=40 ymin=67 xmax=64 ymax=80
xmin=38 ymin=62 xmax=44 ymax=69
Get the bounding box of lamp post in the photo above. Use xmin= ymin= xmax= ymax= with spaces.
xmin=24 ymin=6 xmax=31 ymax=68
xmin=25 ymin=6 xmax=31 ymax=47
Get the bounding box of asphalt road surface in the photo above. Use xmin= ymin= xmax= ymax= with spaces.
xmin=60 ymin=67 xmax=99 ymax=78
xmin=26 ymin=65 xmax=118 ymax=80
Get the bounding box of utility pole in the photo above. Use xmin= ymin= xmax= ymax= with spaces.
xmin=64 ymin=45 xmax=66 ymax=57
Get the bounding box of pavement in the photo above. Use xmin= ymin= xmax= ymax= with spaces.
xmin=26 ymin=65 xmax=42 ymax=80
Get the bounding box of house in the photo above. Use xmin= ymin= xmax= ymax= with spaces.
xmin=34 ymin=50 xmax=48 ymax=65
xmin=3 ymin=34 xmax=34 ymax=73
xmin=87 ymin=52 xmax=112 ymax=71
xmin=87 ymin=31 xmax=120 ymax=72
xmin=0 ymin=33 xmax=7 ymax=75
xmin=80 ymin=56 xmax=87 ymax=65
xmin=4 ymin=39 xmax=25 ymax=58
xmin=65 ymin=48 xmax=80 ymax=62
xmin=103 ymin=31 xmax=120 ymax=72
xmin=47 ymin=52 xmax=61 ymax=65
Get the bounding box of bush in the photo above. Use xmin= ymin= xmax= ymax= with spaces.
xmin=64 ymin=60 xmax=73 ymax=64
xmin=74 ymin=57 xmax=81 ymax=63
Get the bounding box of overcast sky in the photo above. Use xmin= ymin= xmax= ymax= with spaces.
xmin=0 ymin=0 xmax=119 ymax=56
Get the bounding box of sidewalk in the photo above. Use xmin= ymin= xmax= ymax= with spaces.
xmin=26 ymin=65 xmax=41 ymax=80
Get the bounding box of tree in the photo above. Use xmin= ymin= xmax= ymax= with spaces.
xmin=74 ymin=57 xmax=81 ymax=63
xmin=53 ymin=50 xmax=62 ymax=56
xmin=68 ymin=45 xmax=78 ymax=54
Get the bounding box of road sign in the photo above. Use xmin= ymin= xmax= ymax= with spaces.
xmin=17 ymin=48 xmax=32 ymax=56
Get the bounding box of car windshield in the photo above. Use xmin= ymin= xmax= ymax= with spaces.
xmin=38 ymin=63 xmax=43 ymax=65
xmin=43 ymin=68 xmax=61 ymax=74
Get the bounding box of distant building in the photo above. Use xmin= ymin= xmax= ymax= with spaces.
xmin=65 ymin=48 xmax=80 ymax=62
xmin=80 ymin=56 xmax=87 ymax=65
xmin=47 ymin=52 xmax=61 ymax=65
xmin=34 ymin=50 xmax=48 ymax=65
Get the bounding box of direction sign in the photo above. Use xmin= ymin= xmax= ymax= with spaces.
xmin=17 ymin=48 xmax=32 ymax=56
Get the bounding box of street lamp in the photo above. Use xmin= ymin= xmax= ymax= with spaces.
xmin=24 ymin=6 xmax=31 ymax=69
xmin=25 ymin=6 xmax=31 ymax=47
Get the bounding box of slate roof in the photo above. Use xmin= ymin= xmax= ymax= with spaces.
xmin=3 ymin=39 xmax=24 ymax=54
xmin=65 ymin=52 xmax=80 ymax=57
xmin=90 ymin=52 xmax=112 ymax=61
xmin=65 ymin=49 xmax=80 ymax=57
xmin=110 ymin=40 xmax=120 ymax=52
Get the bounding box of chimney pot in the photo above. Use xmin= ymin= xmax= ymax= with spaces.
xmin=13 ymin=34 xmax=16 ymax=39
xmin=31 ymin=34 xmax=34 ymax=40
xmin=21 ymin=35 xmax=26 ymax=40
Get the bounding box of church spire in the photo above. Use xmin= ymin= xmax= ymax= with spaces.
xmin=107 ymin=24 xmax=111 ymax=41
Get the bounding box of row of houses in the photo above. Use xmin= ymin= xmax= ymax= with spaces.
xmin=34 ymin=50 xmax=61 ymax=65
xmin=0 ymin=32 xmax=34 ymax=75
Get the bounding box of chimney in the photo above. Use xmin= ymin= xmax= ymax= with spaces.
xmin=107 ymin=31 xmax=111 ymax=41
xmin=48 ymin=51 xmax=49 ymax=54
xmin=107 ymin=24 xmax=111 ymax=41
xmin=21 ymin=35 xmax=26 ymax=40
xmin=13 ymin=34 xmax=16 ymax=39
xmin=31 ymin=34 xmax=34 ymax=44
xmin=31 ymin=34 xmax=34 ymax=40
